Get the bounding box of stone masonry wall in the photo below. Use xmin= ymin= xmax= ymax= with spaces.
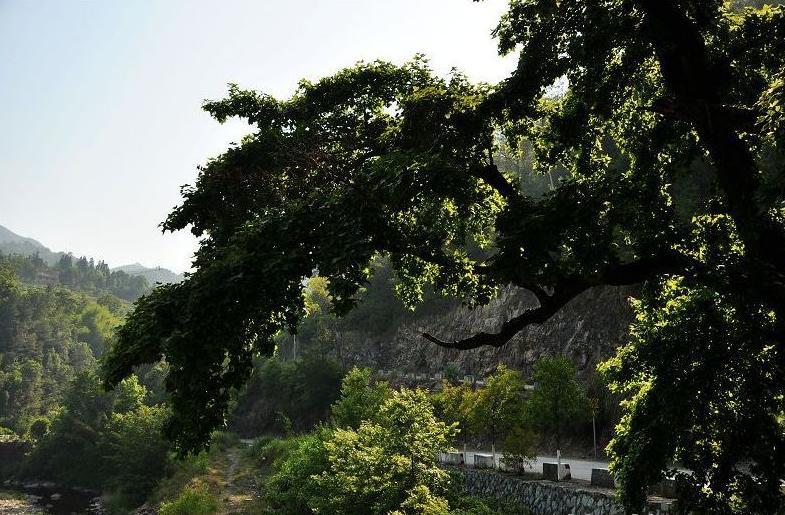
xmin=452 ymin=468 xmax=676 ymax=515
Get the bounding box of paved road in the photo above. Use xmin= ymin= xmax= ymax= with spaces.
xmin=459 ymin=450 xmax=609 ymax=481
xmin=242 ymin=437 xmax=610 ymax=482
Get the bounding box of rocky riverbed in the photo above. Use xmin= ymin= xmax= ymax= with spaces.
xmin=0 ymin=491 xmax=44 ymax=514
xmin=0 ymin=484 xmax=104 ymax=514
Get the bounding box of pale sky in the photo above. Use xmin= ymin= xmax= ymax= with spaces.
xmin=0 ymin=0 xmax=516 ymax=273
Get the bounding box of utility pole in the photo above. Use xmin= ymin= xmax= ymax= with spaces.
xmin=590 ymin=397 xmax=599 ymax=459
xmin=292 ymin=333 xmax=297 ymax=360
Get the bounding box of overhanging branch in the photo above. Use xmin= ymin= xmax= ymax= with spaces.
xmin=421 ymin=252 xmax=692 ymax=350
xmin=641 ymin=98 xmax=759 ymax=132
xmin=470 ymin=163 xmax=517 ymax=198
xmin=422 ymin=282 xmax=585 ymax=350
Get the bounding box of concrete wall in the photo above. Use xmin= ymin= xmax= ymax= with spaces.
xmin=452 ymin=468 xmax=676 ymax=515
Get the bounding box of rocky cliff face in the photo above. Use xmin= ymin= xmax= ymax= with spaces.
xmin=335 ymin=285 xmax=637 ymax=378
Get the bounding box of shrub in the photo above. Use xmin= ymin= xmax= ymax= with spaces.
xmin=27 ymin=416 xmax=50 ymax=440
xmin=330 ymin=367 xmax=391 ymax=429
xmin=147 ymin=452 xmax=209 ymax=506
xmin=159 ymin=484 xmax=218 ymax=515
xmin=209 ymin=430 xmax=239 ymax=452
xmin=501 ymin=426 xmax=537 ymax=474
xmin=251 ymin=436 xmax=300 ymax=467
xmin=100 ymin=404 xmax=171 ymax=506
xmin=312 ymin=389 xmax=456 ymax=514
xmin=265 ymin=432 xmax=330 ymax=513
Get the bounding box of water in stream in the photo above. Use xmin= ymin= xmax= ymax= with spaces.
xmin=0 ymin=487 xmax=102 ymax=515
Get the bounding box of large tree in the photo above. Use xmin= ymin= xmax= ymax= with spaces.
xmin=104 ymin=0 xmax=785 ymax=511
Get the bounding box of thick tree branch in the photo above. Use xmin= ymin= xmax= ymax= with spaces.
xmin=637 ymin=0 xmax=785 ymax=308
xmin=470 ymin=163 xmax=517 ymax=198
xmin=422 ymin=252 xmax=691 ymax=350
xmin=422 ymin=283 xmax=585 ymax=350
xmin=642 ymin=98 xmax=759 ymax=132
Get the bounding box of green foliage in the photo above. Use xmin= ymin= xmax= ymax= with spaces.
xmin=147 ymin=451 xmax=210 ymax=507
xmin=231 ymin=355 xmax=343 ymax=435
xmin=209 ymin=430 xmax=239 ymax=452
xmin=0 ymin=251 xmax=149 ymax=302
xmin=284 ymin=260 xmax=460 ymax=363
xmin=526 ymin=356 xmax=588 ymax=450
xmin=467 ymin=365 xmax=527 ymax=453
xmin=266 ymin=388 xmax=457 ymax=514
xmin=265 ymin=432 xmax=330 ymax=513
xmin=19 ymin=371 xmax=112 ymax=487
xmin=314 ymin=388 xmax=456 ymax=514
xmin=432 ymin=380 xmax=474 ymax=448
xmin=0 ymin=266 xmax=122 ymax=432
xmin=20 ymin=371 xmax=172 ymax=509
xmin=101 ymin=403 xmax=170 ymax=505
xmin=501 ymin=426 xmax=537 ymax=474
xmin=445 ymin=482 xmax=532 ymax=515
xmin=330 ymin=366 xmax=392 ymax=429
xmin=103 ymin=56 xmax=504 ymax=452
xmin=392 ymin=484 xmax=449 ymax=515
xmin=104 ymin=1 xmax=785 ymax=512
xmin=112 ymin=374 xmax=147 ymax=413
xmin=602 ymin=278 xmax=785 ymax=512
xmin=158 ymin=484 xmax=218 ymax=515
xmin=26 ymin=415 xmax=50 ymax=440
xmin=443 ymin=362 xmax=460 ymax=383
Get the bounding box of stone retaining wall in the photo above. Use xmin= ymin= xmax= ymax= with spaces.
xmin=451 ymin=468 xmax=675 ymax=515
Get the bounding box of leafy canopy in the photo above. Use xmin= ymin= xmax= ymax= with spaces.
xmin=104 ymin=1 xmax=785 ymax=511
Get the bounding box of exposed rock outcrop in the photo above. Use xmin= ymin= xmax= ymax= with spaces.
xmin=336 ymin=285 xmax=637 ymax=378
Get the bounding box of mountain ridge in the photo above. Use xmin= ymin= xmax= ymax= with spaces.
xmin=0 ymin=223 xmax=184 ymax=284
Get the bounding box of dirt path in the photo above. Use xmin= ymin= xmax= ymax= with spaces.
xmin=217 ymin=447 xmax=263 ymax=515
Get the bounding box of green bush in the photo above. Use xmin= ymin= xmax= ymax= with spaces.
xmin=209 ymin=430 xmax=239 ymax=452
xmin=501 ymin=426 xmax=537 ymax=474
xmin=265 ymin=432 xmax=330 ymax=513
xmin=244 ymin=435 xmax=274 ymax=459
xmin=250 ymin=436 xmax=302 ymax=468
xmin=147 ymin=452 xmax=210 ymax=506
xmin=159 ymin=484 xmax=218 ymax=515
xmin=330 ymin=367 xmax=391 ymax=429
xmin=312 ymin=389 xmax=456 ymax=514
xmin=100 ymin=404 xmax=171 ymax=506
xmin=27 ymin=416 xmax=50 ymax=440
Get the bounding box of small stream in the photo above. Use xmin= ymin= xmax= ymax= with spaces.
xmin=0 ymin=485 xmax=103 ymax=514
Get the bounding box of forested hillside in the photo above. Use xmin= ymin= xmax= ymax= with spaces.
xmin=0 ymin=256 xmax=176 ymax=510
xmin=0 ymin=257 xmax=126 ymax=433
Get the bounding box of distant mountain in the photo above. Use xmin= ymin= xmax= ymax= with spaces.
xmin=0 ymin=224 xmax=62 ymax=264
xmin=112 ymin=263 xmax=184 ymax=285
xmin=0 ymin=224 xmax=184 ymax=285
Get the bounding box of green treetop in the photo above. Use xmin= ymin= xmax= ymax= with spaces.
xmin=526 ymin=355 xmax=588 ymax=452
xmin=468 ymin=364 xmax=526 ymax=463
xmin=330 ymin=367 xmax=392 ymax=430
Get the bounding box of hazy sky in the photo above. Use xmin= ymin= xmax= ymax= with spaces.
xmin=0 ymin=0 xmax=516 ymax=273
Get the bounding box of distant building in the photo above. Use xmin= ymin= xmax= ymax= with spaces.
xmin=35 ymin=269 xmax=59 ymax=286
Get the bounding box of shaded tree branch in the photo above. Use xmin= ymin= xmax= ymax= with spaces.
xmin=422 ymin=252 xmax=692 ymax=350
xmin=641 ymin=98 xmax=759 ymax=132
xmin=422 ymin=281 xmax=586 ymax=350
xmin=470 ymin=163 xmax=517 ymax=198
